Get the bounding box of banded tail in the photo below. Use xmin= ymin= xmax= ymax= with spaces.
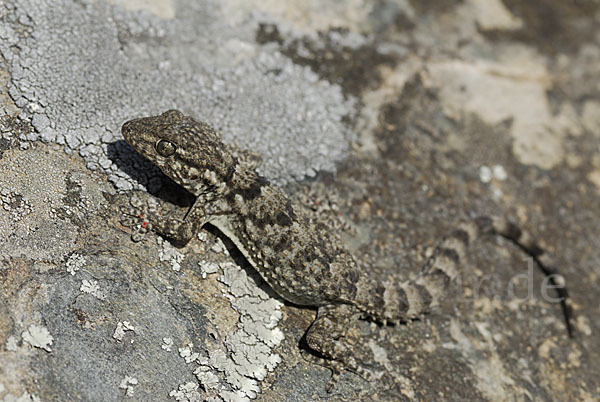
xmin=375 ymin=217 xmax=574 ymax=336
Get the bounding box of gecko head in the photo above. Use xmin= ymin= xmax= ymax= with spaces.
xmin=122 ymin=109 xmax=236 ymax=193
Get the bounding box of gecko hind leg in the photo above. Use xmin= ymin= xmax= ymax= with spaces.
xmin=302 ymin=304 xmax=376 ymax=391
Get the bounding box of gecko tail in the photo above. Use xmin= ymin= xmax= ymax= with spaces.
xmin=381 ymin=217 xmax=574 ymax=337
xmin=479 ymin=216 xmax=575 ymax=337
xmin=380 ymin=221 xmax=478 ymax=321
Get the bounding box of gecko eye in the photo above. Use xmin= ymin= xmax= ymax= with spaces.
xmin=156 ymin=139 xmax=176 ymax=157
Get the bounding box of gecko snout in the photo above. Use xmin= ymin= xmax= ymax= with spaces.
xmin=121 ymin=120 xmax=134 ymax=142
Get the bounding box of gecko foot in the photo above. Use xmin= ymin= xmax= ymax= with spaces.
xmin=301 ymin=304 xmax=377 ymax=392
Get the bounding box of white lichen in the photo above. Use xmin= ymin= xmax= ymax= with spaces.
xmin=21 ymin=324 xmax=54 ymax=352
xmin=0 ymin=189 xmax=33 ymax=220
xmin=6 ymin=335 xmax=18 ymax=351
xmin=220 ymin=389 xmax=251 ymax=402
xmin=169 ymin=382 xmax=202 ymax=402
xmin=210 ymin=238 xmax=228 ymax=255
xmin=162 ymin=337 xmax=174 ymax=352
xmin=65 ymin=253 xmax=86 ymax=275
xmin=191 ymin=261 xmax=284 ymax=400
xmin=492 ymin=164 xmax=507 ymax=181
xmin=193 ymin=366 xmax=220 ymax=390
xmin=113 ymin=321 xmax=135 ymax=342
xmin=479 ymin=165 xmax=493 ymax=183
xmin=179 ymin=343 xmax=200 ymax=364
xmin=158 ymin=238 xmax=185 ymax=272
xmin=199 ymin=260 xmax=220 ymax=278
xmin=80 ymin=279 xmax=106 ymax=300
xmin=118 ymin=376 xmax=138 ymax=397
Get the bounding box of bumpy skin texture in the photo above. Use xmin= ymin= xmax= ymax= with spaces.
xmin=122 ymin=110 xmax=573 ymax=384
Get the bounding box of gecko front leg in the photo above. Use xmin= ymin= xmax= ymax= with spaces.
xmin=125 ymin=192 xmax=232 ymax=244
xmin=145 ymin=204 xmax=207 ymax=244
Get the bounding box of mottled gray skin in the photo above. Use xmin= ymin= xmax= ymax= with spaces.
xmin=122 ymin=110 xmax=573 ymax=385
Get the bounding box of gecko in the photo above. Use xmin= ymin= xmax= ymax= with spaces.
xmin=121 ymin=109 xmax=573 ymax=388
